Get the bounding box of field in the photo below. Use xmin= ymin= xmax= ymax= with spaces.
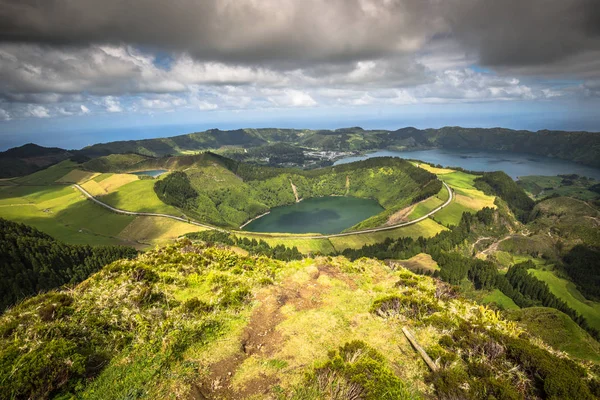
xmin=55 ymin=169 xmax=99 ymax=184
xmin=81 ymin=173 xmax=139 ymax=196
xmin=412 ymin=169 xmax=497 ymax=227
xmin=0 ymin=185 xmax=135 ymax=246
xmin=117 ymin=216 xmax=206 ymax=246
xmin=398 ymin=253 xmax=440 ymax=273
xmin=508 ymin=307 xmax=600 ymax=363
xmin=482 ymin=289 xmax=520 ymax=310
xmin=0 ymin=179 xmax=204 ymax=248
xmin=529 ymin=269 xmax=600 ymax=330
xmin=100 ymin=179 xmax=182 ymax=215
xmin=14 ymin=160 xmax=78 ymax=185
xmin=518 ymin=175 xmax=599 ymax=201
xmin=329 ymin=218 xmax=447 ymax=251
xmin=406 ymin=186 xmax=447 ymax=220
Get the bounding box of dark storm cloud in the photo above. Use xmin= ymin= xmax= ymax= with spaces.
xmin=0 ymin=0 xmax=442 ymax=65
xmin=1 ymin=0 xmax=598 ymax=71
xmin=445 ymin=0 xmax=600 ymax=68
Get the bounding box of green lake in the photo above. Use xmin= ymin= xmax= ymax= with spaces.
xmin=242 ymin=196 xmax=383 ymax=234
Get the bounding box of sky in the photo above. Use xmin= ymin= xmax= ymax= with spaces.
xmin=0 ymin=0 xmax=599 ymax=150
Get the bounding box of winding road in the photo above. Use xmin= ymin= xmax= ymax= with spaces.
xmin=72 ymin=181 xmax=453 ymax=240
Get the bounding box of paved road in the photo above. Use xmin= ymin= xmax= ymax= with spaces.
xmin=73 ymin=181 xmax=453 ymax=240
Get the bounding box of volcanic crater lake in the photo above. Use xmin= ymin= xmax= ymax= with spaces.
xmin=130 ymin=169 xmax=168 ymax=177
xmin=242 ymin=196 xmax=384 ymax=234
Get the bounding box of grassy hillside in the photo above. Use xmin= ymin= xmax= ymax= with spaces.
xmin=1 ymin=239 xmax=598 ymax=399
xmin=0 ymin=185 xmax=136 ymax=246
xmin=508 ymin=307 xmax=600 ymax=363
xmin=76 ymin=126 xmax=600 ymax=168
xmin=529 ymin=269 xmax=600 ymax=331
xmin=0 ymin=176 xmax=204 ymax=248
xmin=0 ymin=143 xmax=72 ymax=178
xmin=529 ymin=196 xmax=600 ymax=248
xmin=518 ymin=175 xmax=600 ymax=201
xmin=0 ymin=218 xmax=137 ymax=311
xmin=142 ymin=155 xmax=441 ymax=230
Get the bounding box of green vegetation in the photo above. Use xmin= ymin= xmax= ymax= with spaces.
xmin=431 ymin=320 xmax=596 ymax=399
xmin=0 ymin=185 xmax=136 ymax=246
xmin=76 ymin=126 xmax=600 ymax=168
xmin=508 ymin=307 xmax=600 ymax=362
xmin=186 ymin=230 xmax=303 ymax=261
xmin=0 ymin=218 xmax=137 ymax=311
xmin=14 ymin=160 xmax=78 ymax=185
xmin=474 ymin=171 xmax=535 ymax=222
xmin=291 ymin=341 xmax=414 ymax=399
xmin=147 ymin=155 xmax=439 ymax=229
xmin=101 ymin=179 xmax=181 ymax=215
xmin=154 ymin=171 xmax=199 ymax=211
xmin=82 ymin=153 xmax=151 ymax=172
xmin=3 ymin=236 xmax=597 ymax=399
xmin=563 ymin=245 xmax=600 ymax=301
xmin=528 ymin=196 xmax=600 ymax=248
xmin=506 ymin=262 xmax=596 ymax=334
xmin=0 ymin=143 xmax=72 ymax=178
xmin=518 ymin=174 xmax=600 ymax=201
xmin=529 ymin=269 xmax=600 ymax=331
xmin=482 ymin=289 xmax=520 ymax=310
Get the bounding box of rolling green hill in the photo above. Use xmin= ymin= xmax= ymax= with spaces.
xmin=72 ymin=126 xmax=600 ymax=168
xmin=0 ymin=143 xmax=73 ymax=178
xmin=84 ymin=153 xmax=441 ymax=230
xmin=1 ymin=238 xmax=598 ymax=399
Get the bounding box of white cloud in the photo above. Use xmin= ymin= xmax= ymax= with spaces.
xmin=0 ymin=109 xmax=10 ymax=121
xmin=103 ymin=96 xmax=122 ymax=112
xmin=267 ymin=89 xmax=317 ymax=107
xmin=197 ymin=101 xmax=218 ymax=110
xmin=25 ymin=105 xmax=50 ymax=118
xmin=80 ymin=105 xmax=90 ymax=114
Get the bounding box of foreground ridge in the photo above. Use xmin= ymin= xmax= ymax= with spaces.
xmin=1 ymin=240 xmax=597 ymax=399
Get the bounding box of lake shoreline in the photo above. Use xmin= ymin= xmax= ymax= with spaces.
xmin=239 ymin=211 xmax=271 ymax=229
xmin=334 ymin=148 xmax=600 ymax=180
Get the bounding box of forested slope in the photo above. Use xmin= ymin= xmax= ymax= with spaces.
xmin=0 ymin=218 xmax=137 ymax=311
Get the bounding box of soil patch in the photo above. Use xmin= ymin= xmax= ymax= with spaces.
xmin=195 ymin=264 xmax=339 ymax=399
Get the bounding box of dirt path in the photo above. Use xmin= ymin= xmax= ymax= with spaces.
xmin=477 ymin=235 xmax=520 ymax=257
xmin=345 ymin=175 xmax=350 ymax=196
xmin=289 ymin=179 xmax=300 ymax=202
xmin=195 ymin=266 xmax=330 ymax=399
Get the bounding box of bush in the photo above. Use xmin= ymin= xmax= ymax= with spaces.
xmin=305 ymin=341 xmax=412 ymax=400
xmin=370 ymin=294 xmax=440 ymax=319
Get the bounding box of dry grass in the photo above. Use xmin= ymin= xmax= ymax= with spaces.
xmin=82 ymin=173 xmax=139 ymax=196
xmin=454 ymin=190 xmax=496 ymax=210
xmin=55 ymin=169 xmax=99 ymax=184
xmin=413 ymin=163 xmax=454 ymax=175
xmin=330 ymin=219 xmax=448 ymax=251
xmin=208 ymin=258 xmax=433 ymax=395
xmin=397 ymin=253 xmax=440 ymax=273
xmin=117 ymin=216 xmax=207 ymax=245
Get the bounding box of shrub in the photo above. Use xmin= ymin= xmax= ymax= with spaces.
xmin=306 ymin=341 xmax=412 ymax=400
xmin=371 ymin=294 xmax=440 ymax=319
xmin=182 ymin=298 xmax=213 ymax=315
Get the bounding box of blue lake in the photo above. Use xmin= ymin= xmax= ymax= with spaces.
xmin=242 ymin=196 xmax=383 ymax=234
xmin=334 ymin=149 xmax=600 ymax=180
xmin=131 ymin=169 xmax=168 ymax=177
